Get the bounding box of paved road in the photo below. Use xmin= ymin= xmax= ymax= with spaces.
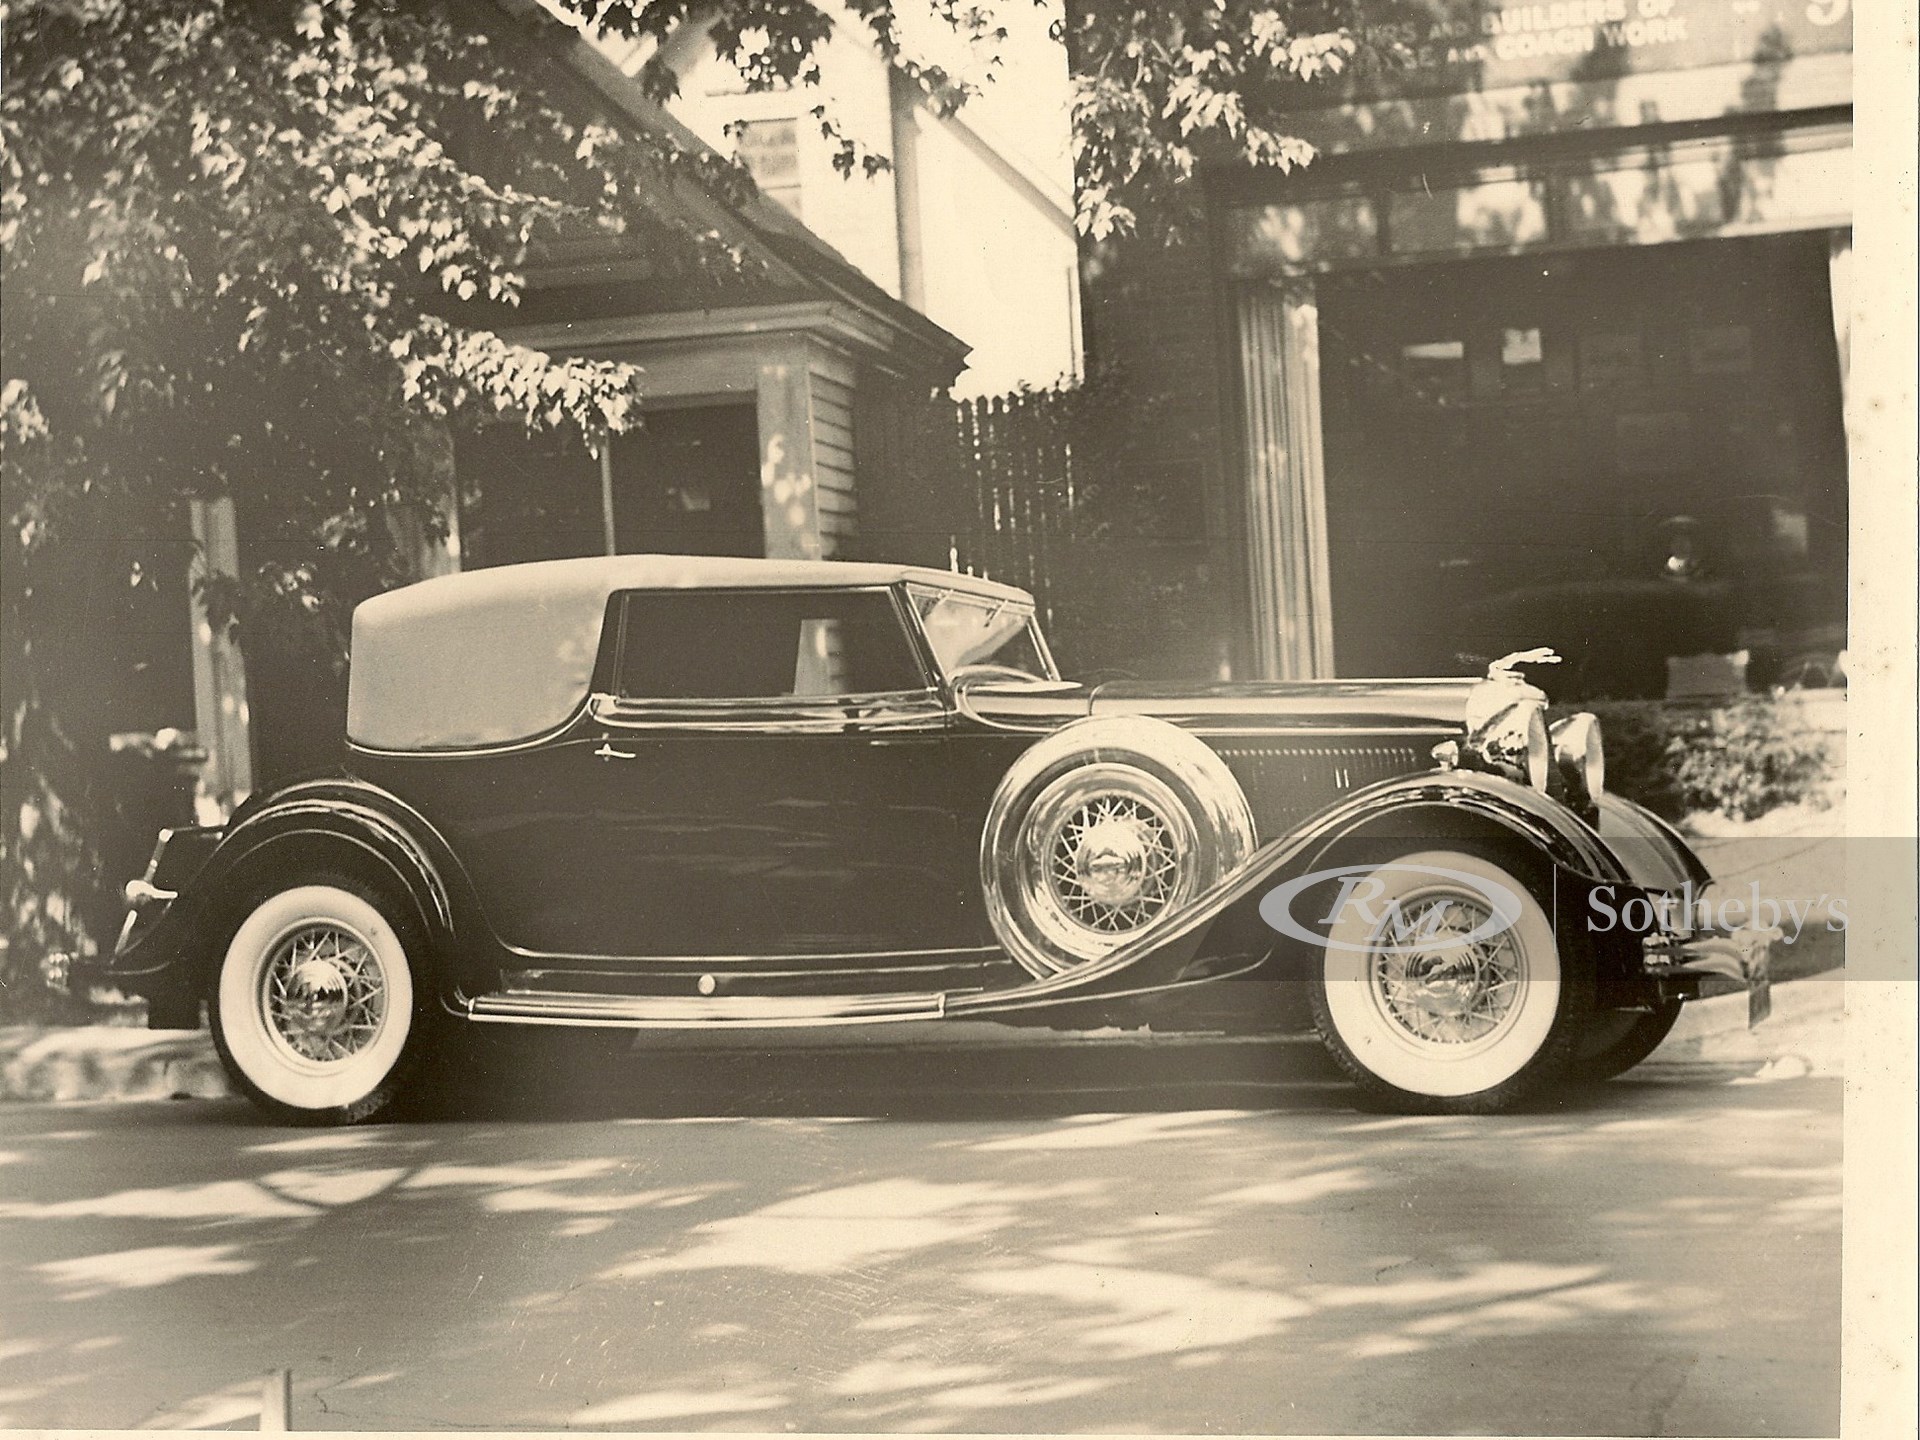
xmin=0 ymin=1037 xmax=1839 ymax=1434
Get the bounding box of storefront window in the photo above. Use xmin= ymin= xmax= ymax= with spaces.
xmin=1318 ymin=232 xmax=1849 ymax=699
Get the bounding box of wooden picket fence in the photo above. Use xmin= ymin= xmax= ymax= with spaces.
xmin=855 ymin=380 xmax=1221 ymax=678
xmin=945 ymin=390 xmax=1079 ymax=631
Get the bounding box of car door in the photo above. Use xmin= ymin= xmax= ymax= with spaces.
xmin=551 ymin=585 xmax=977 ymax=960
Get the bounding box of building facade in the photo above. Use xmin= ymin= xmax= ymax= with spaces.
xmin=601 ymin=0 xmax=1083 ymax=398
xmin=1089 ymin=0 xmax=1854 ymax=698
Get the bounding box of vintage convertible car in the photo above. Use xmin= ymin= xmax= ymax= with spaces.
xmin=85 ymin=555 xmax=1771 ymax=1123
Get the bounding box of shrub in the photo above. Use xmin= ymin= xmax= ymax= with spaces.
xmin=1666 ymin=698 xmax=1839 ymax=821
xmin=1568 ymin=697 xmax=1839 ymax=823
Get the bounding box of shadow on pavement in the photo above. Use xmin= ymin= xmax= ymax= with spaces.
xmin=399 ymin=1029 xmax=1354 ymax=1125
xmin=0 ymin=1066 xmax=1841 ymax=1435
xmin=363 ymin=1023 xmax=1794 ymax=1127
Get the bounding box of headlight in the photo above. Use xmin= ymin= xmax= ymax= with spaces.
xmin=1549 ymin=712 xmax=1605 ymax=810
xmin=1461 ymin=700 xmax=1551 ymax=791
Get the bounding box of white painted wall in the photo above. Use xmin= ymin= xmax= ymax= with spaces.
xmin=894 ymin=98 xmax=1081 ymax=397
xmin=600 ymin=1 xmax=1081 ymax=398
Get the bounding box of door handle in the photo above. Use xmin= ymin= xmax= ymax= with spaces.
xmin=593 ymin=743 xmax=635 ymax=761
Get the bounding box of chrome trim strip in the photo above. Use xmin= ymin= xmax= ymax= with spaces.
xmin=945 ymin=952 xmax=1269 ymax=1017
xmin=457 ymin=988 xmax=949 ymax=1028
xmin=1203 ymin=728 xmax=1453 ymax=739
xmin=506 ymin=963 xmax=995 ymax=988
xmin=497 ymin=941 xmax=1002 ymax=966
xmin=591 ymin=689 xmax=950 ymax=734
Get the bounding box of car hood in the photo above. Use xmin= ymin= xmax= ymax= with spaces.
xmin=955 ymin=677 xmax=1477 ymax=735
xmin=1090 ymin=678 xmax=1476 ymax=731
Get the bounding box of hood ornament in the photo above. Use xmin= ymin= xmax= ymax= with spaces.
xmin=1459 ymin=647 xmax=1562 ymax=740
xmin=1486 ymin=647 xmax=1562 ymax=682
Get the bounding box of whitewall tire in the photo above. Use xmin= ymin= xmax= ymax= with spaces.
xmin=1309 ymin=849 xmax=1588 ymax=1113
xmin=981 ymin=717 xmax=1257 ymax=979
xmin=211 ymin=882 xmax=424 ymax=1125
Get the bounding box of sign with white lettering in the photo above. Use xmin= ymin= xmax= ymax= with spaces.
xmin=1349 ymin=0 xmax=1851 ymax=101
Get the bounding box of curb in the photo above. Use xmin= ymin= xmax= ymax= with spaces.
xmin=1663 ymin=967 xmax=1842 ymax=1042
xmin=0 ymin=1025 xmax=229 ymax=1105
xmin=1645 ymin=975 xmax=1844 ymax=1073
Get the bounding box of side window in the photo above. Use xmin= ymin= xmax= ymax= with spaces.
xmin=615 ymin=590 xmax=927 ymax=701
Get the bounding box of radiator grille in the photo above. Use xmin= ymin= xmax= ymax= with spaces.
xmin=1215 ymin=742 xmax=1431 ymax=835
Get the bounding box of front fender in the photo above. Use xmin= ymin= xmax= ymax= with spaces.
xmin=1591 ymin=793 xmax=1712 ymax=891
xmin=102 ymin=775 xmax=460 ymax=1011
xmin=949 ymin=770 xmax=1690 ymax=1016
xmin=1285 ymin=769 xmax=1634 ymax=884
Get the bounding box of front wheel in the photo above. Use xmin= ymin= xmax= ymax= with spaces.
xmin=1309 ymin=849 xmax=1590 ymax=1114
xmin=210 ymin=881 xmax=430 ymax=1125
xmin=1569 ymin=1000 xmax=1684 ymax=1083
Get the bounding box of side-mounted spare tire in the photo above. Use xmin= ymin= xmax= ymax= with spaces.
xmin=981 ymin=716 xmax=1258 ymax=978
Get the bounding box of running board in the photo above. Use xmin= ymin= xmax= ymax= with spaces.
xmin=454 ymin=988 xmax=948 ymax=1029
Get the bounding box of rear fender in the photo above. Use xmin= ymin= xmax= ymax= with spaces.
xmin=121 ymin=778 xmax=459 ymax=1002
xmin=210 ymin=778 xmax=455 ymax=933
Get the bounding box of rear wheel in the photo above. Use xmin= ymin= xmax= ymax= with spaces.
xmin=210 ymin=880 xmax=431 ymax=1125
xmin=1310 ymin=849 xmax=1590 ymax=1113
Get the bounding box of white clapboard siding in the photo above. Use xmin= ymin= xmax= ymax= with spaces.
xmin=811 ymin=372 xmax=857 ymax=557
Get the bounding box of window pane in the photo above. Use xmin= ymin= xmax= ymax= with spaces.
xmin=911 ymin=589 xmax=1052 ymax=679
xmin=617 ymin=591 xmax=924 ymax=700
xmin=736 ymin=118 xmax=802 ymax=220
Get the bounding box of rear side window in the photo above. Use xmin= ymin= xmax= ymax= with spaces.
xmin=615 ymin=590 xmax=927 ymax=700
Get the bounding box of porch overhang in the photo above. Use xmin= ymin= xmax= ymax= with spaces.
xmin=497 ymin=298 xmax=965 ymax=389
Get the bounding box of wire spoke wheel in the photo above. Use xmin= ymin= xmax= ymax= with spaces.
xmin=261 ymin=923 xmax=390 ymax=1066
xmin=1046 ymin=792 xmax=1184 ymax=934
xmin=1016 ymin=763 xmax=1202 ymax=965
xmin=1312 ymin=850 xmax=1585 ymax=1111
xmin=1369 ymin=895 xmax=1526 ymax=1048
xmin=980 ymin=717 xmax=1257 ymax=979
xmin=213 ymin=882 xmax=420 ymax=1124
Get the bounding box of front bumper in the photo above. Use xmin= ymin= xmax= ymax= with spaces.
xmin=1642 ymin=924 xmax=1776 ymax=1026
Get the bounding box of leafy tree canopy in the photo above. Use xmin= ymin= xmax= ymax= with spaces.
xmin=590 ymin=1 xmax=1368 ymax=239
xmin=3 ymin=0 xmax=764 ymax=601
xmin=5 ymin=0 xmax=1368 ymax=591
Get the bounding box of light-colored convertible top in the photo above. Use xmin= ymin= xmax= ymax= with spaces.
xmin=346 ymin=554 xmax=1031 ymax=752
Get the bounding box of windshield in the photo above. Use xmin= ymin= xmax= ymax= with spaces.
xmin=910 ymin=587 xmax=1057 ymax=681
